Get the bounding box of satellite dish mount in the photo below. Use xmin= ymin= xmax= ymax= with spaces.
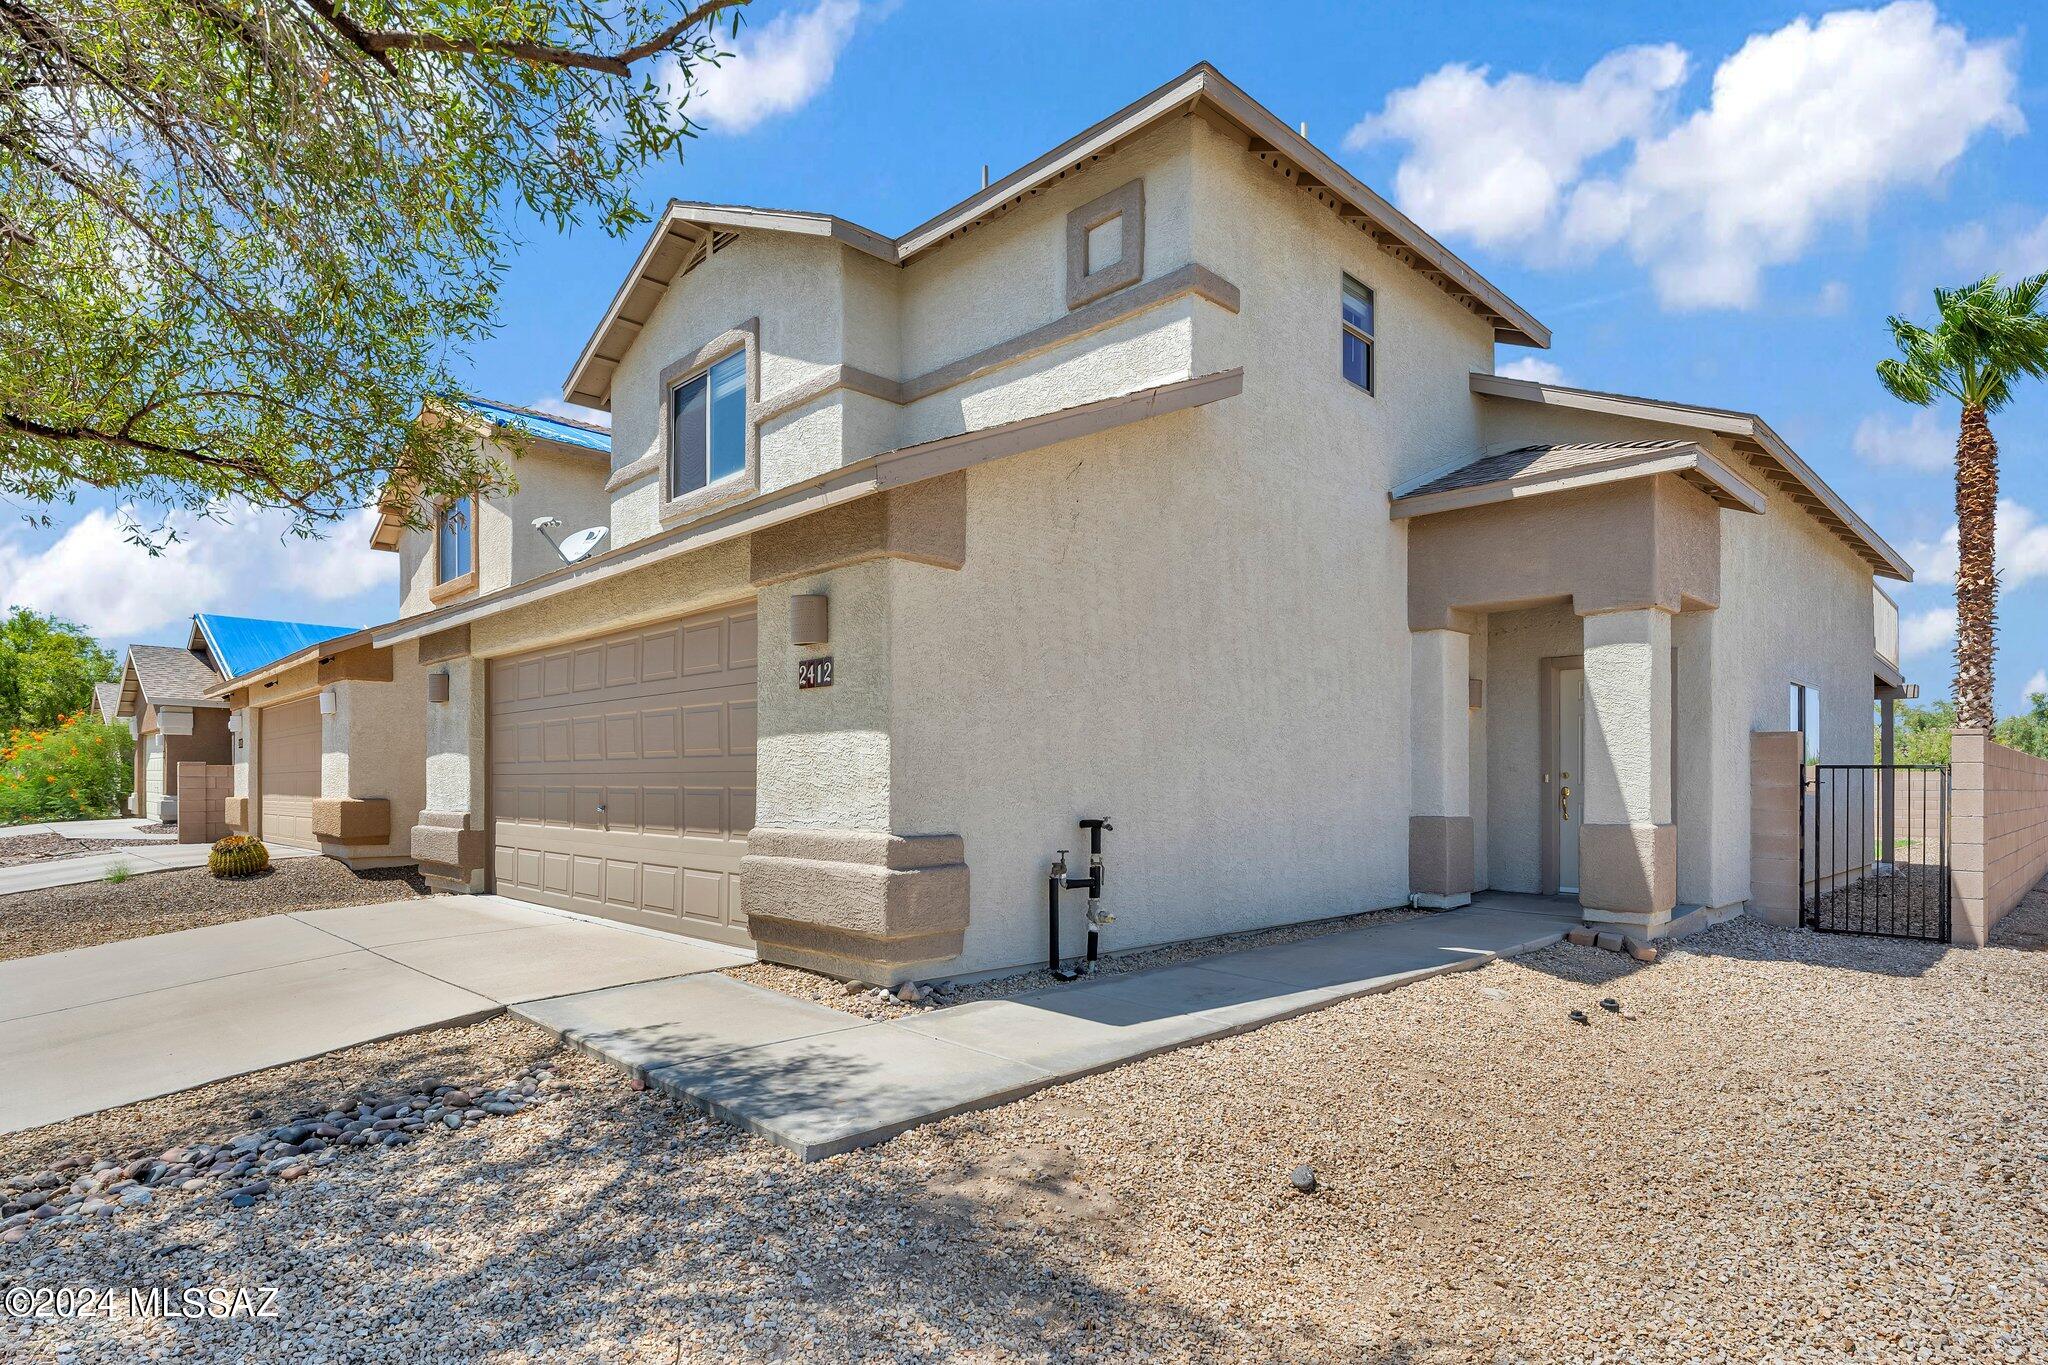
xmin=532 ymin=515 xmax=609 ymax=566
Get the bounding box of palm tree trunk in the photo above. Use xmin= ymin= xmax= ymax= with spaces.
xmin=1953 ymin=404 xmax=1999 ymax=729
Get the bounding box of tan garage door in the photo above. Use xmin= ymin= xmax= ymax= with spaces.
xmin=259 ymin=696 xmax=322 ymax=850
xmin=488 ymin=604 xmax=757 ymax=945
xmin=142 ymin=736 xmax=164 ymax=818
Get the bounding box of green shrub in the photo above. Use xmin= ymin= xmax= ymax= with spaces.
xmin=208 ymin=834 xmax=270 ymax=878
xmin=0 ymin=711 xmax=132 ymax=824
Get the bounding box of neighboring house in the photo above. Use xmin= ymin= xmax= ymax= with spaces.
xmin=91 ymin=682 xmax=122 ymax=725
xmin=214 ymin=397 xmax=611 ymax=863
xmin=114 ymin=615 xmax=355 ymax=824
xmin=115 ymin=645 xmax=228 ymax=824
xmin=221 ymin=65 xmax=1913 ymax=982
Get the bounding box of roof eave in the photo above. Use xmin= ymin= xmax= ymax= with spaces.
xmin=1469 ymin=372 xmax=1914 ymax=581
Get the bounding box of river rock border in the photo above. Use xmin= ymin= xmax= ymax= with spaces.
xmin=0 ymin=1065 xmax=557 ymax=1244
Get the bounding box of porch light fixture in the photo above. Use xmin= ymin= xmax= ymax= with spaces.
xmin=426 ymin=670 xmax=451 ymax=704
xmin=318 ymin=688 xmax=338 ymax=716
xmin=790 ymin=594 xmax=830 ymax=647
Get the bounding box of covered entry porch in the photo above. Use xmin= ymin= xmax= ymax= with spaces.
xmin=1396 ymin=440 xmax=1766 ymax=936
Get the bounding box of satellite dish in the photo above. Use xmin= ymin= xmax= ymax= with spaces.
xmin=557 ymin=526 xmax=607 ymax=564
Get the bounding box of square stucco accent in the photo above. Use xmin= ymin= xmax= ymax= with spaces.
xmin=742 ymin=829 xmax=970 ymax=984
xmin=411 ymin=809 xmax=485 ymax=874
xmin=1579 ymin=821 xmax=1677 ymax=922
xmin=1409 ymin=815 xmax=1474 ymax=899
xmin=312 ymin=797 xmax=391 ymax=846
xmin=1066 ymin=179 xmax=1145 ymax=310
xmin=748 ymin=473 xmax=967 ymax=587
xmin=224 ymin=795 xmax=248 ymax=832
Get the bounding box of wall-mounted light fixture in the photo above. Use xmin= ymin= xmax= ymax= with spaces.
xmin=426 ymin=670 xmax=451 ymax=704
xmin=318 ymin=687 xmax=338 ymax=716
xmin=790 ymin=594 xmax=830 ymax=647
xmin=226 ymin=714 xmax=241 ymax=735
xmin=1469 ymin=678 xmax=1484 ymax=711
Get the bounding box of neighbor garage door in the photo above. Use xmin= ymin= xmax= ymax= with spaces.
xmin=141 ymin=735 xmax=164 ymax=818
xmin=259 ymin=696 xmax=322 ymax=850
xmin=488 ymin=604 xmax=757 ymax=945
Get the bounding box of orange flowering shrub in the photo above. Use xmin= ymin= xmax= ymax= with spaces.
xmin=0 ymin=712 xmax=132 ymax=824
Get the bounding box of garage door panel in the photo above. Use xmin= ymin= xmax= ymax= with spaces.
xmin=258 ymin=696 xmax=322 ymax=851
xmin=491 ymin=602 xmax=755 ymax=945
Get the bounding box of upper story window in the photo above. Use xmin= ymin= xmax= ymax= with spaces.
xmin=1342 ymin=275 xmax=1375 ymax=392
xmin=669 ymin=350 xmax=748 ymax=499
xmin=435 ymin=496 xmax=473 ymax=585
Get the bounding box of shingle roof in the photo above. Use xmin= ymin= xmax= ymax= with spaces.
xmin=127 ymin=644 xmax=224 ymax=706
xmin=191 ymin=613 xmax=357 ymax=681
xmin=1405 ymin=441 xmax=1695 ymax=497
xmin=92 ymin=682 xmax=121 ymax=722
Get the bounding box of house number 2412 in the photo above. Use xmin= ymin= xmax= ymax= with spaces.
xmin=797 ymin=656 xmax=834 ymax=690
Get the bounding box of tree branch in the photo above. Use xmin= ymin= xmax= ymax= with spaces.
xmin=301 ymin=0 xmax=743 ymax=79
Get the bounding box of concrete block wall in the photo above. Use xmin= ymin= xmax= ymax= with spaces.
xmin=1949 ymin=728 xmax=2048 ymax=947
xmin=174 ymin=762 xmax=233 ymax=845
xmin=1748 ymin=731 xmax=1801 ymax=927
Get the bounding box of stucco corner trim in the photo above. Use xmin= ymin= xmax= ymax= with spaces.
xmin=312 ymin=797 xmax=391 ymax=846
xmin=741 ymin=828 xmax=970 ymax=984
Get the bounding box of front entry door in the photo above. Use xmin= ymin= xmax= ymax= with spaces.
xmin=1554 ymin=666 xmax=1585 ymax=894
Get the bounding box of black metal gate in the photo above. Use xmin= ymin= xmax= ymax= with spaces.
xmin=1799 ymin=763 xmax=1950 ymax=942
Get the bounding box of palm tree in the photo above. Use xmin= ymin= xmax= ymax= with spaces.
xmin=1878 ymin=273 xmax=2048 ymax=730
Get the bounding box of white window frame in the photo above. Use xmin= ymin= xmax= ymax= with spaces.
xmin=1342 ymin=274 xmax=1375 ymax=394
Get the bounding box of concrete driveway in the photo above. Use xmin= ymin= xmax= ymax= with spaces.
xmin=0 ymin=896 xmax=748 ymax=1133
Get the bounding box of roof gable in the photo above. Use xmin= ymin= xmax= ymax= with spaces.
xmin=563 ymin=63 xmax=1547 ymax=408
xmin=121 ymin=644 xmax=225 ymax=711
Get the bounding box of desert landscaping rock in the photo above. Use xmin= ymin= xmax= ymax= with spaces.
xmin=0 ymin=857 xmax=428 ymax=961
xmin=2 ymin=887 xmax=2044 ymax=1361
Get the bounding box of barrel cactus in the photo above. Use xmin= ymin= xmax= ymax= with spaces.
xmin=208 ymin=834 xmax=271 ymax=878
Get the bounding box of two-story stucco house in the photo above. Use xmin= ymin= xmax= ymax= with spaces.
xmin=211 ymin=64 xmax=1913 ymax=985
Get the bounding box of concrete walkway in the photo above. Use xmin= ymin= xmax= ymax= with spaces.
xmin=517 ymin=898 xmax=1580 ymax=1160
xmin=3 ymin=817 xmax=176 ymax=841
xmin=0 ymin=842 xmax=318 ymax=896
xmin=0 ymin=896 xmax=749 ymax=1133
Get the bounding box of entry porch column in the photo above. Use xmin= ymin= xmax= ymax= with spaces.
xmin=1409 ymin=619 xmax=1474 ymax=909
xmin=1578 ymin=606 xmax=1677 ymax=931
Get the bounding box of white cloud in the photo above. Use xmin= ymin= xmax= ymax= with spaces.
xmin=0 ymin=505 xmax=384 ymax=639
xmin=1496 ymin=356 xmax=1568 ymax=384
xmin=1852 ymin=407 xmax=1952 ymax=472
xmin=1357 ymin=3 xmax=2022 ymax=309
xmin=1346 ymin=45 xmax=1687 ymax=250
xmin=1900 ymin=606 xmax=1956 ymax=658
xmin=1813 ymin=280 xmax=1851 ymax=316
xmin=2022 ymin=669 xmax=2048 ymax=699
xmin=1942 ymin=209 xmax=2048 ymax=279
xmin=1905 ymin=498 xmax=2048 ymax=590
xmin=526 ymin=396 xmax=612 ymax=430
xmin=677 ymin=0 xmax=862 ymax=135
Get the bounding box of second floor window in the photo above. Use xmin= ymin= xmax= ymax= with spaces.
xmin=671 ymin=350 xmax=748 ymax=499
xmin=1342 ymin=275 xmax=1374 ymax=392
xmin=436 ymin=496 xmax=472 ymax=584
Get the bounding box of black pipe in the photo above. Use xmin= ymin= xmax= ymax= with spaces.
xmin=1049 ymin=851 xmax=1078 ymax=980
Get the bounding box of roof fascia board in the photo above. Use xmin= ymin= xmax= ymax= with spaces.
xmin=1470 ymin=371 xmax=1913 ymax=580
xmin=563 ymin=209 xmax=712 ymax=407
xmin=667 ymin=202 xmax=898 ymax=262
xmin=376 ymin=369 xmax=1244 ymax=648
xmin=1389 ymin=450 xmax=1732 ymax=519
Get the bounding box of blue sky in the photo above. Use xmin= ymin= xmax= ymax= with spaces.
xmin=5 ymin=0 xmax=2045 ymax=711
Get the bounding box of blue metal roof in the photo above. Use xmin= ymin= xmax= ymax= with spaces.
xmin=455 ymin=396 xmax=612 ymax=454
xmin=191 ymin=614 xmax=360 ymax=681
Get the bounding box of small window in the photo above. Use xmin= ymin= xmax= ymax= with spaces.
xmin=435 ymin=497 xmax=472 ymax=585
xmin=1086 ymin=215 xmax=1123 ymax=273
xmin=670 ymin=350 xmax=748 ymax=499
xmin=1790 ymin=683 xmax=1822 ymax=764
xmin=1342 ymin=275 xmax=1374 ymax=392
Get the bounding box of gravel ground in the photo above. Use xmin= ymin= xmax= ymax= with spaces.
xmin=5 ymin=881 xmax=2044 ymax=1361
xmin=0 ymin=834 xmax=164 ymax=869
xmin=1810 ymin=862 xmax=1949 ymax=939
xmin=0 ymin=859 xmax=429 ymax=961
xmin=728 ymin=904 xmax=1431 ymax=1019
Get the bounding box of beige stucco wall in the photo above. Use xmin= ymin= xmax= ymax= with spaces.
xmin=854 ymin=127 xmax=1497 ymax=977
xmin=319 ymin=640 xmax=428 ymax=863
xmin=398 ymin=435 xmax=609 ymax=618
